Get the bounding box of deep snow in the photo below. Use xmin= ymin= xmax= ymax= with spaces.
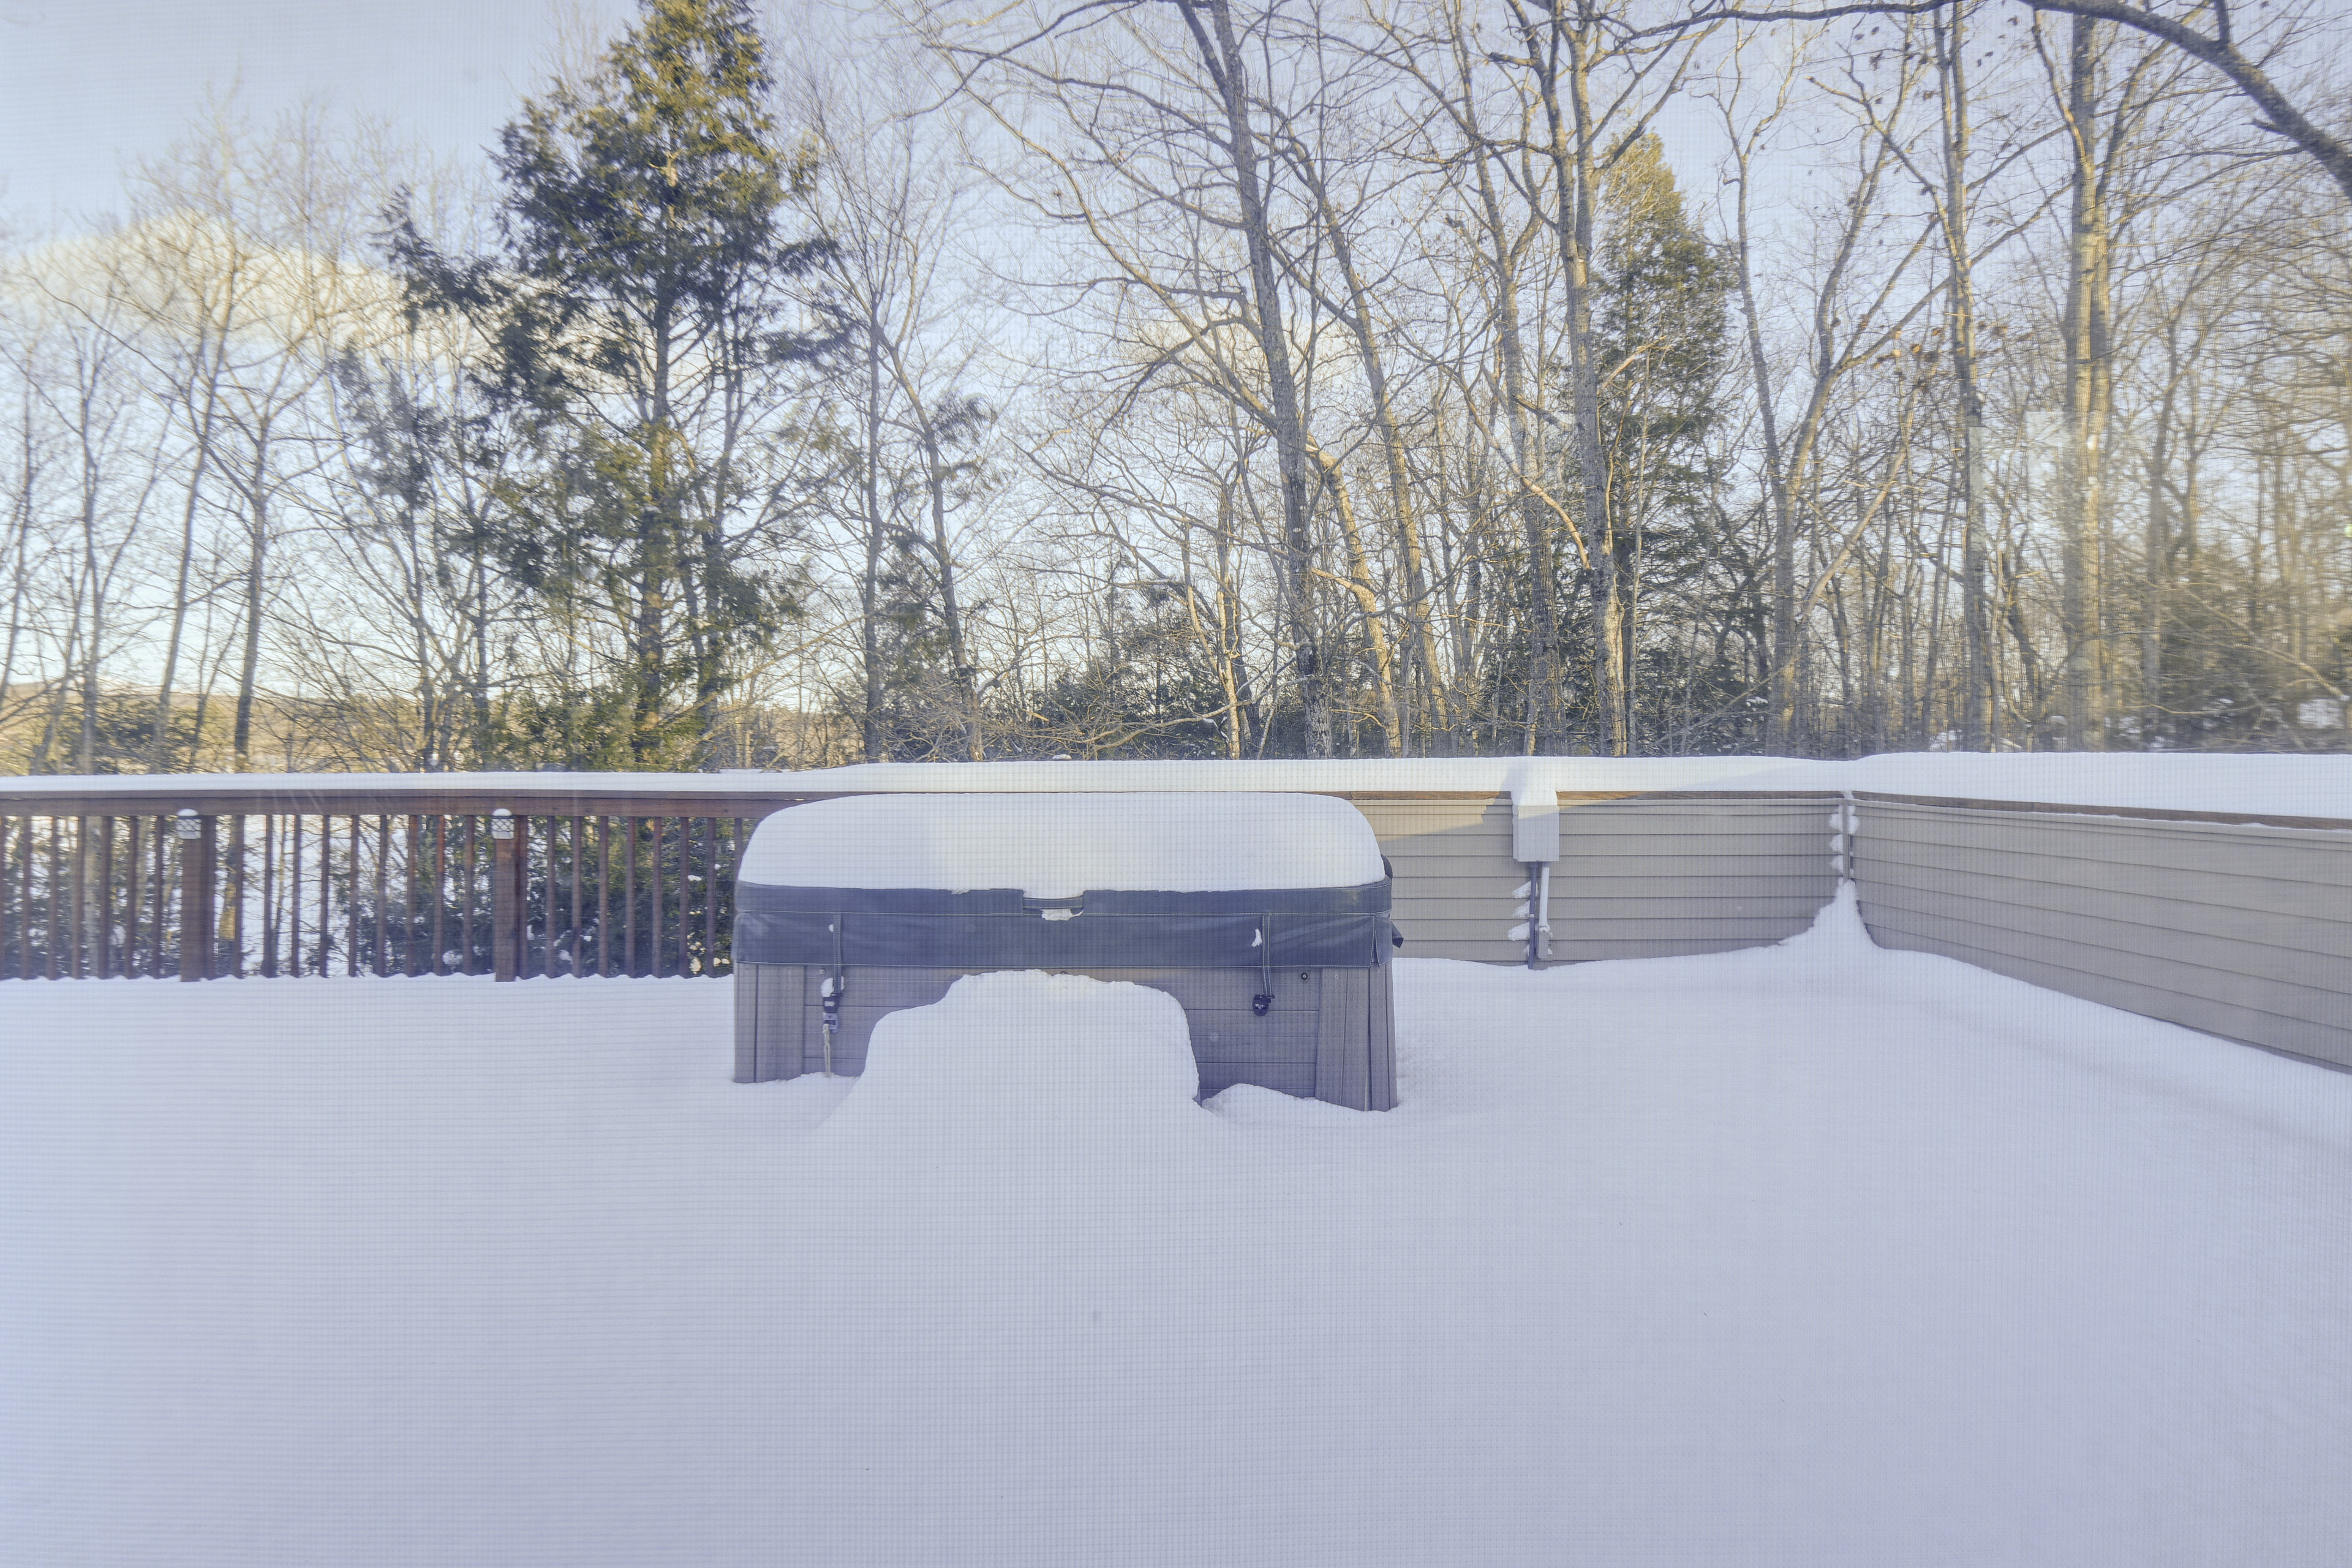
xmin=736 ymin=791 xmax=1385 ymax=893
xmin=3 ymin=897 xmax=2349 ymax=1567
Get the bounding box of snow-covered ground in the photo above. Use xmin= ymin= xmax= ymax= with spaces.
xmin=4 ymin=895 xmax=2348 ymax=1567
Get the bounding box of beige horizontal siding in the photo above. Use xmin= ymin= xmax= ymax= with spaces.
xmin=1544 ymin=851 xmax=1839 ymax=878
xmin=1855 ymin=802 xmax=2352 ymax=1070
xmin=1862 ymin=901 xmax=2350 ymax=1033
xmin=1354 ymin=799 xmax=1512 ymax=843
xmin=1557 ymin=812 xmax=1833 ymax=839
xmin=1396 ymin=893 xmax=1828 ymax=922
xmin=1392 ymin=943 xmax=1528 ymax=963
xmin=1550 ymin=916 xmax=1817 ymax=944
xmin=1864 ymin=824 xmax=2351 ymax=925
xmin=1354 ymin=794 xmax=1523 ymax=962
xmin=1864 ymin=868 xmax=2352 ymax=974
xmin=1547 ymin=936 xmax=1781 ymax=962
xmin=1874 ymin=804 xmax=2352 ymax=882
xmin=1554 ymin=872 xmax=1858 ymax=899
xmin=1546 ymin=897 xmax=1833 ymax=924
xmin=1869 ymin=922 xmax=2352 ymax=1067
xmin=1354 ymin=792 xmax=1838 ymax=964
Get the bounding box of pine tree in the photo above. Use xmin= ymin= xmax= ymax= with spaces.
xmin=1583 ymin=135 xmax=1733 ymax=749
xmin=390 ymin=0 xmax=833 ymax=768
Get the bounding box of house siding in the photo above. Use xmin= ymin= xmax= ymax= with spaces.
xmin=1350 ymin=793 xmax=1841 ymax=964
xmin=1853 ymin=799 xmax=2352 ymax=1070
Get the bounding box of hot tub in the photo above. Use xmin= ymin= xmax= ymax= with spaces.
xmin=730 ymin=792 xmax=1398 ymax=1109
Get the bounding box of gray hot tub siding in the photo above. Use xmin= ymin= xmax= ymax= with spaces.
xmin=730 ymin=878 xmax=1397 ymax=1110
xmin=736 ymin=963 xmax=1392 ymax=1106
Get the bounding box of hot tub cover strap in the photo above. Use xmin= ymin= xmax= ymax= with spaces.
xmin=733 ymin=880 xmax=1395 ymax=970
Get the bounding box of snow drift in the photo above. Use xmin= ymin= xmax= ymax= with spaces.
xmin=813 ymin=971 xmax=1204 ymax=1144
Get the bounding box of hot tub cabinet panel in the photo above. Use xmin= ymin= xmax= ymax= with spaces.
xmin=732 ymin=960 xmax=1390 ymax=1107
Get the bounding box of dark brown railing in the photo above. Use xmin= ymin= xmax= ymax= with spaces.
xmin=0 ymin=782 xmax=816 ymax=982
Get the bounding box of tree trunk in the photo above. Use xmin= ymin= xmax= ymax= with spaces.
xmin=1730 ymin=134 xmax=1796 ymax=755
xmin=921 ymin=426 xmax=986 ymax=761
xmin=76 ymin=410 xmax=104 ymax=774
xmin=2143 ymin=379 xmax=2174 ymax=748
xmin=1215 ymin=486 xmax=1250 ymax=758
xmin=1311 ymin=447 xmax=1403 ymax=753
xmin=1445 ymin=19 xmax=1564 ymax=755
xmin=2060 ymin=15 xmax=2113 ymax=750
xmin=1528 ymin=8 xmax=1626 ymax=755
xmin=1937 ymin=4 xmax=1996 ymax=750
xmin=230 ymin=434 xmax=268 ymax=773
xmin=1176 ymin=0 xmax=1329 ymax=755
xmin=860 ymin=309 xmax=887 ymax=763
xmin=0 ymin=401 xmax=33 ymax=737
xmin=1318 ymin=180 xmax=1450 ymax=750
xmin=154 ymin=336 xmax=221 ymax=771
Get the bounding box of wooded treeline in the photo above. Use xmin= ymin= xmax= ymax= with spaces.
xmin=3 ymin=0 xmax=2346 ymax=773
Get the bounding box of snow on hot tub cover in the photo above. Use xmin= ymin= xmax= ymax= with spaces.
xmin=733 ymin=793 xmax=1394 ymax=971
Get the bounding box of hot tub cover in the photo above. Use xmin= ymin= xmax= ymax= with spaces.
xmin=736 ymin=791 xmax=1383 ymax=895
xmin=734 ymin=792 xmax=1394 ymax=971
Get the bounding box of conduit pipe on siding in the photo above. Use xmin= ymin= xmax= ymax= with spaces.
xmin=1512 ymin=783 xmax=1559 ymax=969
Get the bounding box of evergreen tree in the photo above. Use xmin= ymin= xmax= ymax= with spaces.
xmin=390 ymin=0 xmax=833 ymax=768
xmin=1572 ymin=134 xmax=1736 ymax=750
xmin=1598 ymin=135 xmax=1730 ymax=527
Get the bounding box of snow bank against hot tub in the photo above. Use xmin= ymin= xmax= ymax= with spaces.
xmin=735 ymin=790 xmax=1384 ymax=897
xmin=816 ymin=971 xmax=1203 ymax=1145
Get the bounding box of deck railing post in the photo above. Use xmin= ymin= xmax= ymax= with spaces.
xmin=176 ymin=810 xmax=215 ymax=981
xmin=491 ymin=809 xmax=521 ymax=982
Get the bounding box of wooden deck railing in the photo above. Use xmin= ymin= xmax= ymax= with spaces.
xmin=0 ymin=783 xmax=813 ymax=982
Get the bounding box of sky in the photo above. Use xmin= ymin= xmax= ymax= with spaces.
xmin=0 ymin=0 xmax=636 ymax=228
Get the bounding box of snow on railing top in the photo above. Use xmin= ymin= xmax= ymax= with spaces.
xmin=778 ymin=756 xmax=1847 ymax=797
xmin=0 ymin=770 xmax=786 ymax=797
xmin=1836 ymin=753 xmax=2352 ymax=823
xmin=1 ymin=752 xmax=2346 ymax=826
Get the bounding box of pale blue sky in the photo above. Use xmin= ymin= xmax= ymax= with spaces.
xmin=1 ymin=0 xmax=635 ymax=227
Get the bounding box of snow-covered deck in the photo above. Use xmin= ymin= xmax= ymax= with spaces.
xmin=4 ymin=896 xmax=2348 ymax=1567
